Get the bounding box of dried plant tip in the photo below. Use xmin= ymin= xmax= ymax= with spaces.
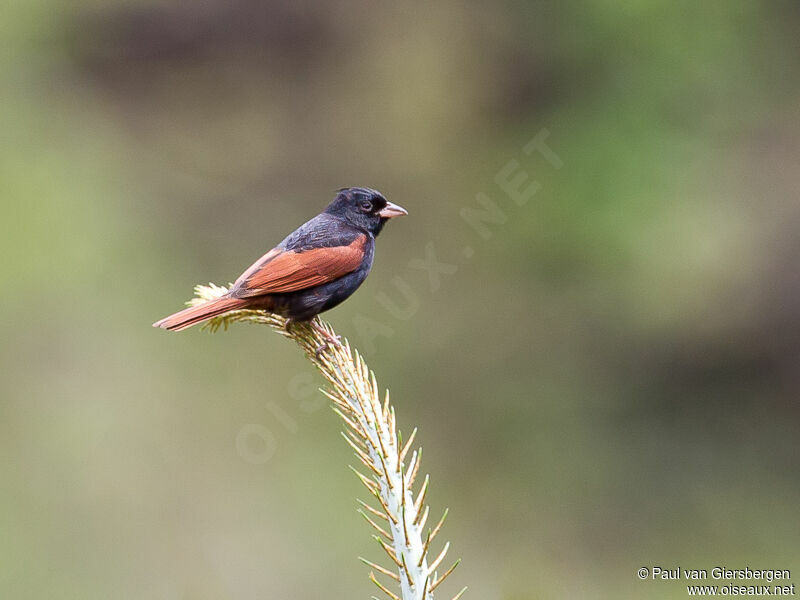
xmin=190 ymin=284 xmax=464 ymax=600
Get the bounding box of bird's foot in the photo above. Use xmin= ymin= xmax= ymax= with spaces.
xmin=312 ymin=320 xmax=342 ymax=357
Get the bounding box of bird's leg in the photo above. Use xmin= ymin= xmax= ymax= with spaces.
xmin=284 ymin=317 xmax=294 ymax=334
xmin=311 ymin=319 xmax=342 ymax=356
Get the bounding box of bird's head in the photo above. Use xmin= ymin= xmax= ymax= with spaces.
xmin=325 ymin=187 xmax=407 ymax=235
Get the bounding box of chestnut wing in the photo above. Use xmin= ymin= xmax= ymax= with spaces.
xmin=231 ymin=234 xmax=367 ymax=297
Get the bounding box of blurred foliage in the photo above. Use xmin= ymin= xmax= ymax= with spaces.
xmin=2 ymin=1 xmax=799 ymax=598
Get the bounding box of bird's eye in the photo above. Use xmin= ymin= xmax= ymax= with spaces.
xmin=360 ymin=201 xmax=373 ymax=212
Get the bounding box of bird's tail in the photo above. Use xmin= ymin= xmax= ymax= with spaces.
xmin=152 ymin=296 xmax=247 ymax=332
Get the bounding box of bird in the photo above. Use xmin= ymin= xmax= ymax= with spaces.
xmin=153 ymin=187 xmax=407 ymax=347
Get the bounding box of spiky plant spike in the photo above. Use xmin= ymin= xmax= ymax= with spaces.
xmin=191 ymin=284 xmax=464 ymax=600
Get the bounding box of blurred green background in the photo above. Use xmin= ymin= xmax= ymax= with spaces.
xmin=2 ymin=1 xmax=799 ymax=598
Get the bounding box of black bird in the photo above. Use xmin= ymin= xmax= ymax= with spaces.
xmin=153 ymin=187 xmax=407 ymax=340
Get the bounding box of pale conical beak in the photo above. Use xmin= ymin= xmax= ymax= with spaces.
xmin=378 ymin=201 xmax=408 ymax=218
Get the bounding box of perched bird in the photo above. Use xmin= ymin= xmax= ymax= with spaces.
xmin=153 ymin=187 xmax=407 ymax=345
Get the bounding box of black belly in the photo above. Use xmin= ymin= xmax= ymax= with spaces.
xmin=267 ymin=266 xmax=371 ymax=321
